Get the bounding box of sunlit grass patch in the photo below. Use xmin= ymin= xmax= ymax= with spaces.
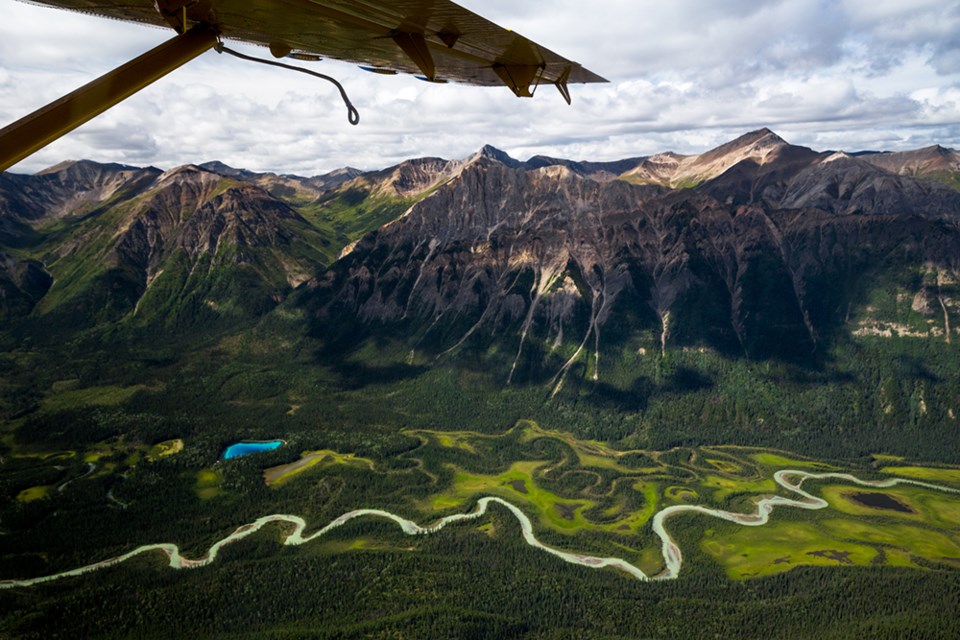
xmin=699 ymin=475 xmax=777 ymax=502
xmin=871 ymin=453 xmax=906 ymax=462
xmin=615 ymin=480 xmax=659 ymax=530
xmin=146 ymin=438 xmax=184 ymax=462
xmin=701 ymin=521 xmax=877 ymax=579
xmin=41 ymin=384 xmax=150 ymax=412
xmin=428 ymin=461 xmax=597 ymax=533
xmin=881 ymin=466 xmax=960 ymax=486
xmin=518 ymin=422 xmax=638 ymax=472
xmin=635 ymin=546 xmax=666 ymax=577
xmin=665 ymin=485 xmax=699 ymax=503
xmin=195 ymin=468 xmax=224 ymax=500
xmin=435 ymin=434 xmax=476 ymax=454
xmin=82 ymin=450 xmax=105 ymax=463
xmin=819 ymin=485 xmax=932 ymax=522
xmin=705 ymin=458 xmax=742 ymax=473
xmin=917 ymin=495 xmax=960 ymax=529
xmin=751 ymin=452 xmax=837 ymax=470
xmin=264 ymin=449 xmax=375 ymax=486
xmin=821 ymin=518 xmax=960 ymax=563
xmin=14 ymin=450 xmax=76 ymax=461
xmin=16 ymin=485 xmax=52 ymax=503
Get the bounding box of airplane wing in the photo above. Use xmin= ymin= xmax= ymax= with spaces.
xmin=2 ymin=0 xmax=605 ymax=172
xmin=23 ymin=0 xmax=607 ymax=98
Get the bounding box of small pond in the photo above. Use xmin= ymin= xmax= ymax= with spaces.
xmin=223 ymin=440 xmax=284 ymax=460
xmin=849 ymin=491 xmax=913 ymax=513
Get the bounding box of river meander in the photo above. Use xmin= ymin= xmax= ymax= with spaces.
xmin=2 ymin=469 xmax=958 ymax=589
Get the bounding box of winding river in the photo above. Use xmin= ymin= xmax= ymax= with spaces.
xmin=2 ymin=469 xmax=958 ymax=589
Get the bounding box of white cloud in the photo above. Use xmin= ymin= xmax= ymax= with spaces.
xmin=1 ymin=0 xmax=959 ymax=175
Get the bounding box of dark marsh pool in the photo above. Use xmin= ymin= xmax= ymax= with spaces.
xmin=849 ymin=491 xmax=913 ymax=513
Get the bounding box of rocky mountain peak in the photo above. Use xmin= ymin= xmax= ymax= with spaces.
xmin=157 ymin=164 xmax=217 ymax=182
xmin=316 ymin=166 xmax=363 ymax=182
xmin=622 ymin=129 xmax=796 ymax=188
xmin=859 ymin=145 xmax=960 ymax=176
xmin=6 ymin=160 xmax=161 ymax=221
xmin=694 ymin=128 xmax=789 ymax=168
xmin=732 ymin=127 xmax=783 ymax=148
xmin=33 ymin=159 xmax=151 ymax=183
xmin=470 ymin=145 xmax=522 ymax=168
xmin=352 ymin=156 xmax=463 ymax=199
xmin=197 ymin=161 xmax=264 ymax=181
xmin=4 ymin=129 xmax=960 ymax=353
xmin=304 ymin=130 xmax=960 ymax=387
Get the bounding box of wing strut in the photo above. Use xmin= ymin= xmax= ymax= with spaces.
xmin=391 ymin=31 xmax=436 ymax=81
xmin=0 ymin=25 xmax=218 ymax=173
xmin=555 ymin=67 xmax=573 ymax=105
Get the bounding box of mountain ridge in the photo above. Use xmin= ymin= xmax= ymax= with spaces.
xmin=297 ymin=131 xmax=960 ymax=393
xmin=2 ymin=130 xmax=958 ymax=364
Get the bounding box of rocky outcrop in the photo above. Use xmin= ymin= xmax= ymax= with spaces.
xmin=621 ymin=129 xmax=817 ymax=189
xmin=3 ymin=131 xmax=958 ymax=355
xmin=304 ymin=132 xmax=960 ymax=388
xmin=0 ymin=250 xmax=52 ymax=321
xmin=858 ymin=145 xmax=960 ymax=177
xmin=776 ymin=153 xmax=960 ymax=216
xmin=0 ymin=160 xmax=162 ymax=221
xmin=0 ymin=162 xmax=337 ymax=330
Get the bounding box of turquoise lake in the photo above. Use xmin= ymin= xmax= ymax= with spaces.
xmin=223 ymin=440 xmax=283 ymax=460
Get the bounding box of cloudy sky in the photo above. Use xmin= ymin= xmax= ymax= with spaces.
xmin=1 ymin=0 xmax=959 ymax=175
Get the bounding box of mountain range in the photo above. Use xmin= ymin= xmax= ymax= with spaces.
xmin=4 ymin=129 xmax=960 ymax=640
xmin=2 ymin=130 xmax=959 ymax=396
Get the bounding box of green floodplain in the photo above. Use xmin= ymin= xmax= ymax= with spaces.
xmin=5 ymin=419 xmax=960 ymax=583
xmin=3 ymin=326 xmax=960 ymax=637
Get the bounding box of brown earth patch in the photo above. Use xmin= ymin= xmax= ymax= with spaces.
xmin=807 ymin=549 xmax=853 ymax=564
xmin=508 ymin=479 xmax=529 ymax=494
xmin=263 ymin=452 xmax=328 ymax=485
xmin=554 ymin=503 xmax=582 ymax=521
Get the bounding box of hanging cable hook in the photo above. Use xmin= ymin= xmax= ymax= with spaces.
xmin=214 ymin=40 xmax=360 ymax=125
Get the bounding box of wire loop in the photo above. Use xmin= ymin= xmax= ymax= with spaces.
xmin=215 ymin=41 xmax=360 ymax=125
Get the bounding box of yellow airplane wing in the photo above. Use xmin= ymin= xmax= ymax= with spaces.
xmin=1 ymin=0 xmax=605 ymax=172
xmin=26 ymin=0 xmax=606 ymax=96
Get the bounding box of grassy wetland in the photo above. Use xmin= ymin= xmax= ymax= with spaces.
xmin=3 ymin=325 xmax=960 ymax=637
xmin=4 ymin=417 xmax=959 ymax=588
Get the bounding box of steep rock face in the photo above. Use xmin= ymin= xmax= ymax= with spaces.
xmin=0 ymin=162 xmax=336 ymax=332
xmin=524 ymin=155 xmax=645 ymax=182
xmin=305 ymin=135 xmax=960 ymax=389
xmin=777 ymin=153 xmax=960 ymax=216
xmin=109 ymin=165 xmax=230 ymax=273
xmin=0 ymin=160 xmax=162 ymax=221
xmin=621 ymin=129 xmax=813 ymax=188
xmin=309 ymin=159 xmax=818 ymax=369
xmin=95 ymin=171 xmax=332 ymax=329
xmin=1 ymin=152 xmax=466 ymax=331
xmin=111 ymin=167 xmax=302 ymax=277
xmin=318 ymin=160 xmax=658 ymax=331
xmin=859 ymin=145 xmax=960 ymax=177
xmin=357 ymin=157 xmax=464 ymax=198
xmin=3 ymin=130 xmax=959 ymax=352
xmin=0 ymin=251 xmax=52 ymax=321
